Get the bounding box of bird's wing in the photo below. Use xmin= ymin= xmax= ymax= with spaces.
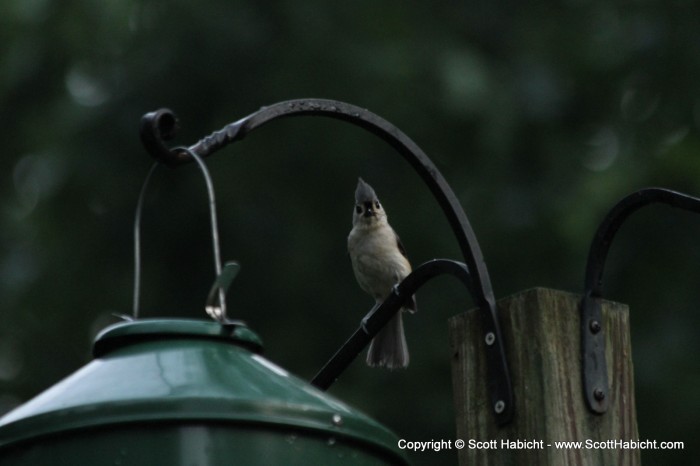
xmin=395 ymin=231 xmax=418 ymax=313
xmin=395 ymin=231 xmax=409 ymax=259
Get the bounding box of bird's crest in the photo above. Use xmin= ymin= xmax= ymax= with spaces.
xmin=355 ymin=177 xmax=378 ymax=203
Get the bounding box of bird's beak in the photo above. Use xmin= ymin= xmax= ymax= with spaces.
xmin=364 ymin=207 xmax=374 ymax=217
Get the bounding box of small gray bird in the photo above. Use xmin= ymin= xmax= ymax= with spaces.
xmin=347 ymin=178 xmax=417 ymax=369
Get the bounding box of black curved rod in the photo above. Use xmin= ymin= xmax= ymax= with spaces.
xmin=311 ymin=258 xmax=513 ymax=426
xmin=140 ymin=100 xmax=496 ymax=311
xmin=584 ymin=187 xmax=700 ymax=298
xmin=581 ymin=187 xmax=700 ymax=414
xmin=140 ymin=98 xmax=513 ymax=425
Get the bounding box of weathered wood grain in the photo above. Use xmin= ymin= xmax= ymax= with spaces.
xmin=449 ymin=288 xmax=639 ymax=465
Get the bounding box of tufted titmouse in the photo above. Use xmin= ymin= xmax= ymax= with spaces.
xmin=347 ymin=178 xmax=417 ymax=369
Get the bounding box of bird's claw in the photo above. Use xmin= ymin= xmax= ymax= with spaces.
xmin=361 ymin=315 xmax=371 ymax=334
xmin=361 ymin=303 xmax=382 ymax=334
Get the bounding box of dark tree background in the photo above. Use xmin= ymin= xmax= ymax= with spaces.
xmin=2 ymin=1 xmax=699 ymax=464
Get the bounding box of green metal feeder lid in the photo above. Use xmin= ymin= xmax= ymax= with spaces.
xmin=0 ymin=319 xmax=409 ymax=465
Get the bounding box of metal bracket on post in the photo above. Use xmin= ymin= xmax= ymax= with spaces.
xmin=140 ymin=98 xmax=514 ymax=426
xmin=580 ymin=293 xmax=608 ymax=413
xmin=582 ymin=187 xmax=700 ymax=413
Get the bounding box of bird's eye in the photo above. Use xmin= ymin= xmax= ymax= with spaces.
xmin=375 ymin=201 xmax=381 ymax=209
xmin=355 ymin=205 xmax=362 ymax=214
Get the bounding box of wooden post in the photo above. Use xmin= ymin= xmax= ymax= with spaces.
xmin=449 ymin=288 xmax=639 ymax=465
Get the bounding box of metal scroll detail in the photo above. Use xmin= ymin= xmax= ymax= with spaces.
xmin=140 ymin=98 xmax=514 ymax=425
xmin=582 ymin=187 xmax=700 ymax=413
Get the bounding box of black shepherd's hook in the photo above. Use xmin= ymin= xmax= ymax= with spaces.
xmin=582 ymin=187 xmax=700 ymax=413
xmin=140 ymin=98 xmax=514 ymax=425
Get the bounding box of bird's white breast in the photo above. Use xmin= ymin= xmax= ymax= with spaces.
xmin=348 ymin=223 xmax=411 ymax=301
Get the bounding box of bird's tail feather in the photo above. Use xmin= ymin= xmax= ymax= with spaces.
xmin=366 ymin=311 xmax=409 ymax=369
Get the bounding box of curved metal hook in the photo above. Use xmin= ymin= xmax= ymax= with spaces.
xmin=311 ymin=260 xmax=467 ymax=391
xmin=132 ymin=148 xmax=237 ymax=323
xmin=582 ymin=187 xmax=700 ymax=413
xmin=141 ymin=100 xmax=495 ymax=310
xmin=584 ymin=187 xmax=700 ymax=298
xmin=140 ymin=98 xmax=512 ymax=425
xmin=311 ymin=258 xmax=512 ymax=425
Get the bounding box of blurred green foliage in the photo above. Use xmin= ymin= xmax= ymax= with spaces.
xmin=2 ymin=0 xmax=700 ymax=464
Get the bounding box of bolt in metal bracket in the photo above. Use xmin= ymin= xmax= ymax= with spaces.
xmin=582 ymin=187 xmax=700 ymax=413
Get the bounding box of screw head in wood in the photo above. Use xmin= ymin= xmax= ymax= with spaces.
xmin=593 ymin=388 xmax=606 ymax=401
